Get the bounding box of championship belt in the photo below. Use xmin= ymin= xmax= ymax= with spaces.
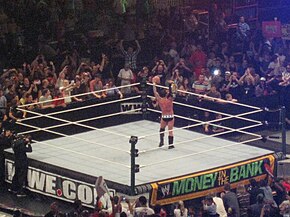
xmin=171 ymin=82 xmax=177 ymax=98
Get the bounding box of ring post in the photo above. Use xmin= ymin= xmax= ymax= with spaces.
xmin=280 ymin=106 xmax=287 ymax=155
xmin=130 ymin=136 xmax=138 ymax=195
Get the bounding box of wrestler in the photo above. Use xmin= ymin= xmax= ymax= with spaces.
xmin=153 ymin=78 xmax=175 ymax=149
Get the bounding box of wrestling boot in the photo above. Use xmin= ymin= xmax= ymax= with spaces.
xmin=159 ymin=128 xmax=165 ymax=147
xmin=168 ymin=136 xmax=175 ymax=149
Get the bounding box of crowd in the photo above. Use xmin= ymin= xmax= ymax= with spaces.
xmin=42 ymin=178 xmax=290 ymax=217
xmin=0 ymin=0 xmax=290 ymax=216
xmin=0 ymin=1 xmax=289 ymax=129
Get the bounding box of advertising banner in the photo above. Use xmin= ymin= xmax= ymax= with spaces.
xmin=5 ymin=159 xmax=115 ymax=208
xmin=150 ymin=154 xmax=275 ymax=206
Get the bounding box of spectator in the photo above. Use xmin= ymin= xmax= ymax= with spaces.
xmin=268 ymin=55 xmax=281 ymax=76
xmin=192 ymin=74 xmax=210 ymax=95
xmin=118 ymin=64 xmax=134 ymax=94
xmin=211 ymin=69 xmax=224 ymax=90
xmin=120 ymin=40 xmax=141 ymax=71
xmin=272 ymin=178 xmax=287 ymax=206
xmin=21 ymin=93 xmax=36 ymax=118
xmin=60 ymin=79 xmax=75 ymax=104
xmin=90 ymin=77 xmax=106 ymax=99
xmin=220 ymin=71 xmax=231 ymax=98
xmin=178 ymin=78 xmax=191 ymax=98
xmin=153 ymin=204 xmax=167 ymax=217
xmin=5 ymin=84 xmax=18 ymax=107
xmin=71 ymin=77 xmax=85 ymax=102
xmin=239 ymin=68 xmax=257 ymax=99
xmin=227 ymin=72 xmax=242 ymax=100
xmin=174 ymin=200 xmax=188 ymax=217
xmin=190 ymin=44 xmax=207 ymax=79
xmin=56 ymin=69 xmax=67 ymax=89
xmin=237 ymin=16 xmax=250 ymax=42
xmin=211 ymin=193 xmax=227 ymax=217
xmin=222 ymin=183 xmax=240 ymax=217
xmin=225 ymin=93 xmax=238 ymax=102
xmin=211 ymin=114 xmax=225 ymax=133
xmin=152 ymin=60 xmax=167 ymax=85
xmin=255 ymin=77 xmax=272 ymax=97
xmin=202 ymin=196 xmax=218 ymax=217
xmin=267 ymin=74 xmax=283 ymax=94
xmin=172 ymin=58 xmax=192 ymax=79
xmin=282 ymin=177 xmax=290 ymax=193
xmin=279 ymin=200 xmax=290 ymax=217
xmin=99 ymin=53 xmax=114 ymax=82
xmin=0 ymin=88 xmax=7 ymax=116
xmin=259 ymin=180 xmax=277 ymax=207
xmin=236 ymin=184 xmax=250 ymax=217
xmin=104 ymin=79 xmax=123 ymax=99
xmin=170 ymin=69 xmax=183 ymax=88
xmin=247 ymin=179 xmax=264 ymax=205
xmin=39 ymin=89 xmax=55 ymax=109
xmin=133 ymin=196 xmax=154 ymax=217
xmin=248 ymin=195 xmax=264 ymax=217
xmin=205 ymin=85 xmax=221 ymax=100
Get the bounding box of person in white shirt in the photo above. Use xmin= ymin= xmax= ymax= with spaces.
xmin=118 ymin=64 xmax=134 ymax=94
xmin=133 ymin=196 xmax=154 ymax=217
xmin=212 ymin=194 xmax=227 ymax=217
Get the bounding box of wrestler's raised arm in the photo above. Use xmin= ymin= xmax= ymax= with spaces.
xmin=153 ymin=82 xmax=161 ymax=101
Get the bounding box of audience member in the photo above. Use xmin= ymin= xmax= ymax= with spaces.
xmin=222 ymin=183 xmax=240 ymax=217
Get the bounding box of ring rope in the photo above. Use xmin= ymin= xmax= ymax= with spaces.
xmin=172 ymin=97 xmax=261 ymax=124
xmin=17 ymin=107 xmax=131 ymax=139
xmin=18 ymin=82 xmax=141 ymax=108
xmin=147 ymin=82 xmax=261 ymax=110
xmin=172 ymin=112 xmax=263 ymax=136
xmin=140 ymin=137 xmax=262 ymax=168
xmin=138 ymin=108 xmax=262 ymax=140
xmin=18 ymin=121 xmax=130 ymax=154
xmin=146 ymin=108 xmax=261 ymax=138
xmin=19 ymin=108 xmax=142 ymax=135
xmin=31 ymin=139 xmax=130 ymax=168
xmin=147 ymin=95 xmax=262 ymax=124
xmin=21 ymin=95 xmax=141 ymax=121
xmin=139 ymin=122 xmax=262 ymax=154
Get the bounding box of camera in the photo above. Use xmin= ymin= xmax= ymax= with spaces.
xmin=11 ymin=134 xmax=32 ymax=150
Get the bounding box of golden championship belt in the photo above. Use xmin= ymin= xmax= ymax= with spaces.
xmin=171 ymin=82 xmax=177 ymax=98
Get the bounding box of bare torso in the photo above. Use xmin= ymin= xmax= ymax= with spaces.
xmin=157 ymin=97 xmax=173 ymax=116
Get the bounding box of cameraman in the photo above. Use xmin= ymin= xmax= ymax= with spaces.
xmin=0 ymin=127 xmax=13 ymax=192
xmin=10 ymin=134 xmax=32 ymax=197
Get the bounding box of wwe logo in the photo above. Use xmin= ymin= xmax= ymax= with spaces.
xmin=160 ymin=184 xmax=170 ymax=197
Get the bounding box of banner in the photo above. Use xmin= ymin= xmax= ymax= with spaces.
xmin=5 ymin=159 xmax=115 ymax=208
xmin=262 ymin=21 xmax=282 ymax=38
xmin=150 ymin=154 xmax=276 ymax=206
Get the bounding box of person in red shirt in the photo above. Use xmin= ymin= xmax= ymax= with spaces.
xmin=190 ymin=45 xmax=207 ymax=79
xmin=153 ymin=80 xmax=175 ymax=149
xmin=282 ymin=177 xmax=290 ymax=193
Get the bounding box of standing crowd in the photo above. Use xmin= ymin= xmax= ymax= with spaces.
xmin=0 ymin=0 xmax=290 ymax=216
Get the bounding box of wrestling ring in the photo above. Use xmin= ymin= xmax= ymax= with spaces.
xmin=6 ymin=81 xmax=275 ymax=207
